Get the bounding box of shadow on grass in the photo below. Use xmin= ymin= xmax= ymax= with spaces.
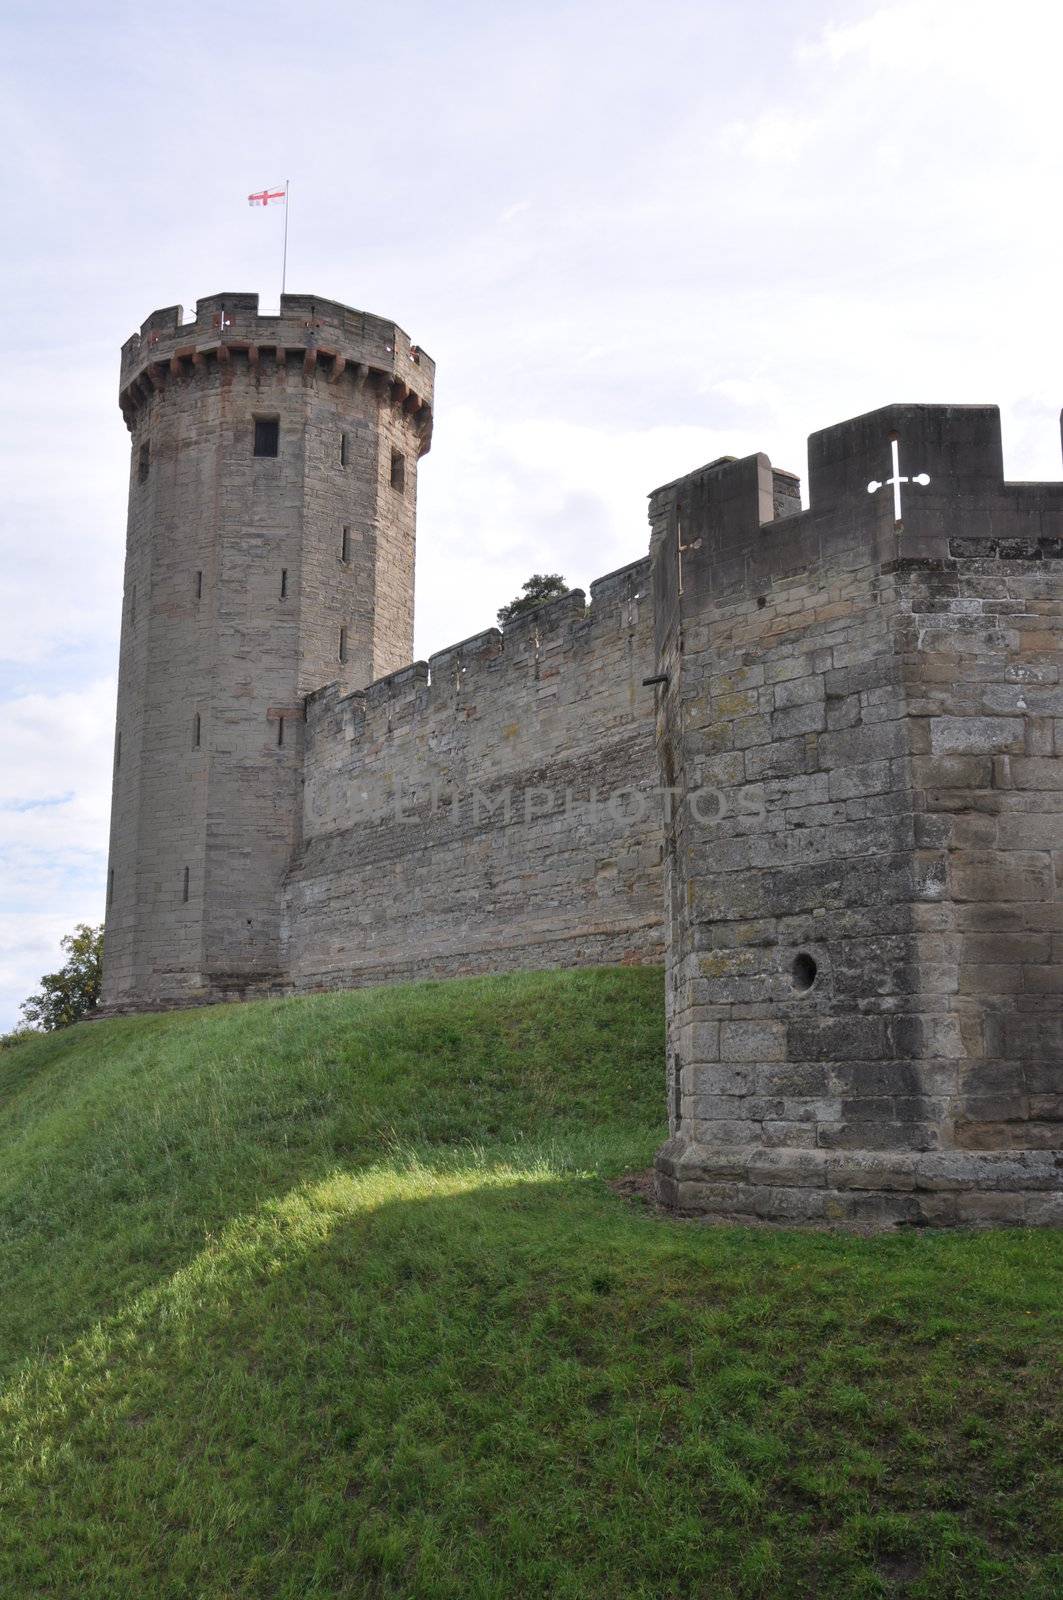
xmin=1 ymin=1154 xmax=1061 ymax=1600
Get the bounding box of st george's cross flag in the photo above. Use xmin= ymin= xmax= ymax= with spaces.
xmin=248 ymin=186 xmax=285 ymax=206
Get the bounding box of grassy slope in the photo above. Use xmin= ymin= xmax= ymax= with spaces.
xmin=0 ymin=967 xmax=1060 ymax=1600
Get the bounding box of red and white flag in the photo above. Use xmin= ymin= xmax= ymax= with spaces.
xmin=248 ymin=186 xmax=285 ymax=207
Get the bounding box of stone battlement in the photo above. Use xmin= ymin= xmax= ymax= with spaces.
xmin=119 ymin=291 xmax=433 ymax=446
xmin=649 ymin=404 xmax=1063 ymax=612
xmin=304 ymin=556 xmax=651 ymax=739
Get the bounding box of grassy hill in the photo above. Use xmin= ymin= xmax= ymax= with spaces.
xmin=0 ymin=967 xmax=1059 ymax=1599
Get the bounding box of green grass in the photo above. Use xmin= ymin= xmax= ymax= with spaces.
xmin=0 ymin=966 xmax=1060 ymax=1599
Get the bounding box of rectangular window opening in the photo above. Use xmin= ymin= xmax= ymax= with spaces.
xmin=193 ymin=712 xmax=201 ymax=749
xmin=254 ymin=416 xmax=280 ymax=457
xmin=195 ymin=569 xmax=203 ymax=601
xmin=182 ymin=866 xmax=190 ymax=903
xmin=390 ymin=449 xmax=406 ymax=492
xmin=340 ymin=526 xmax=350 ymax=564
xmin=138 ymin=443 xmax=150 ymax=483
xmin=277 ymin=716 xmax=285 ymax=747
xmin=280 ymin=568 xmax=288 ymax=599
xmin=339 ymin=625 xmax=348 ymax=664
xmin=340 ymin=431 xmax=349 ymax=467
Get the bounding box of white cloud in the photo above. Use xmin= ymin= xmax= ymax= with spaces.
xmin=0 ymin=680 xmax=112 ymax=1027
xmin=718 ymin=110 xmax=818 ymax=166
xmin=415 ymin=408 xmax=755 ymax=658
xmin=0 ymin=912 xmax=94 ymax=1032
xmin=0 ymin=680 xmax=115 ymax=811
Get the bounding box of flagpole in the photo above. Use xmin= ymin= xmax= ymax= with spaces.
xmin=281 ymin=179 xmax=289 ymax=299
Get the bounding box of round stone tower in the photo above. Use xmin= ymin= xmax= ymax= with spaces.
xmin=102 ymin=291 xmax=434 ymax=1011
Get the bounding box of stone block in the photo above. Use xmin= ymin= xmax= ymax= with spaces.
xmin=949 ymin=851 xmax=1055 ymax=904
xmin=953 ymin=1192 xmax=1027 ymax=1225
xmin=787 ymin=1016 xmax=888 ymax=1061
xmin=719 ymin=1020 xmax=787 ymax=1062
xmin=929 ymin=716 xmax=1025 ymax=755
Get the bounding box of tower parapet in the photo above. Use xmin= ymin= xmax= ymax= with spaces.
xmin=119 ymin=290 xmax=433 ymax=451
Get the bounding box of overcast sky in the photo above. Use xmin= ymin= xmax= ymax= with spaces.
xmin=1 ymin=0 xmax=1060 ymax=1028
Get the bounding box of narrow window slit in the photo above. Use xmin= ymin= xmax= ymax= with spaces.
xmin=339 ymin=625 xmax=348 ymax=663
xmin=341 ymin=526 xmax=350 ymax=564
xmin=182 ymin=866 xmax=190 ymax=903
xmin=254 ymin=416 xmax=279 ymax=457
xmin=390 ymin=449 xmax=405 ymax=492
xmin=280 ymin=568 xmax=288 ymax=599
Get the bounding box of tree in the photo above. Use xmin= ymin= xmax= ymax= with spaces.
xmin=19 ymin=923 xmax=103 ymax=1032
xmin=496 ymin=573 xmax=568 ymax=627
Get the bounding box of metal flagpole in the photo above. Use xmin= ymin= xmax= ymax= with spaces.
xmin=281 ymin=179 xmax=290 ymax=298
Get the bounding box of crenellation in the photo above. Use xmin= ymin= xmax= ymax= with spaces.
xmin=307 ymin=560 xmax=662 ymax=748
xmin=119 ymin=293 xmax=434 ymax=456
xmin=501 ymin=589 xmax=588 ymax=643
xmin=427 ymin=629 xmax=504 ymax=689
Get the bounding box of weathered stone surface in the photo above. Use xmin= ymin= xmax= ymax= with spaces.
xmin=281 ymin=562 xmax=663 ymax=988
xmin=650 ymin=405 xmax=1063 ymax=1225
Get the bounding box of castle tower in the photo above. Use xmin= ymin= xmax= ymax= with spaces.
xmin=651 ymin=406 xmax=1063 ymax=1225
xmin=102 ymin=292 xmax=434 ymax=1011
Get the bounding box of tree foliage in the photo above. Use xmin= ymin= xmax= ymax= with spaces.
xmin=496 ymin=573 xmax=568 ymax=627
xmin=19 ymin=923 xmax=103 ymax=1032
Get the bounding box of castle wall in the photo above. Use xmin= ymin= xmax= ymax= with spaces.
xmin=652 ymin=407 xmax=1063 ymax=1225
xmin=281 ymin=562 xmax=665 ymax=988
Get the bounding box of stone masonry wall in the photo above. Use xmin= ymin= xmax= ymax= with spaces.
xmin=281 ymin=562 xmax=665 ymax=988
xmin=652 ymin=407 xmax=1063 ymax=1225
xmin=907 ymin=538 xmax=1063 ymax=1158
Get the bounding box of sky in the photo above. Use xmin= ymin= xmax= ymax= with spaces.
xmin=1 ymin=0 xmax=1061 ymax=1028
